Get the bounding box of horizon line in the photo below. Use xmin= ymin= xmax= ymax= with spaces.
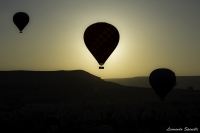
xmin=0 ymin=70 xmax=199 ymax=79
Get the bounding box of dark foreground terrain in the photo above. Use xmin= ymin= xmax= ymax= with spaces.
xmin=0 ymin=70 xmax=200 ymax=133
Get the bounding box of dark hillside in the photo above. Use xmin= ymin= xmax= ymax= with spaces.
xmin=0 ymin=70 xmax=128 ymax=105
xmin=0 ymin=70 xmax=200 ymax=133
xmin=104 ymin=76 xmax=200 ymax=89
xmin=0 ymin=70 xmax=199 ymax=107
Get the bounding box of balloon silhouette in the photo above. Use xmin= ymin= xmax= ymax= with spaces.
xmin=83 ymin=22 xmax=120 ymax=69
xmin=149 ymin=68 xmax=177 ymax=101
xmin=13 ymin=12 xmax=29 ymax=33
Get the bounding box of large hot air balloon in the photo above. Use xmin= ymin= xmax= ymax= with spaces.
xmin=13 ymin=12 xmax=29 ymax=33
xmin=83 ymin=22 xmax=120 ymax=69
xmin=149 ymin=68 xmax=177 ymax=101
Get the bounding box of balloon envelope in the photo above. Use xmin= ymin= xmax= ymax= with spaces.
xmin=149 ymin=68 xmax=176 ymax=101
xmin=13 ymin=12 xmax=29 ymax=33
xmin=83 ymin=22 xmax=120 ymax=69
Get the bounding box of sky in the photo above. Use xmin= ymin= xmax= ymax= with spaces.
xmin=0 ymin=0 xmax=200 ymax=79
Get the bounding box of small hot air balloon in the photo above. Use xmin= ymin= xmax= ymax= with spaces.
xmin=84 ymin=22 xmax=120 ymax=69
xmin=149 ymin=68 xmax=177 ymax=101
xmin=13 ymin=12 xmax=29 ymax=33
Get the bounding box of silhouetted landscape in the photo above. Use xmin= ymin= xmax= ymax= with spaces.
xmin=104 ymin=76 xmax=200 ymax=90
xmin=1 ymin=0 xmax=200 ymax=132
xmin=0 ymin=70 xmax=200 ymax=133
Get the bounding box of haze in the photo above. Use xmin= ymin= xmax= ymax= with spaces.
xmin=1 ymin=0 xmax=200 ymax=78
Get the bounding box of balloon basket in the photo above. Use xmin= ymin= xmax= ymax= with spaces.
xmin=99 ymin=66 xmax=104 ymax=69
xmin=20 ymin=31 xmax=22 ymax=33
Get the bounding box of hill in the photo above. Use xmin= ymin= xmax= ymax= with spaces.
xmin=0 ymin=70 xmax=128 ymax=106
xmin=0 ymin=70 xmax=199 ymax=108
xmin=104 ymin=76 xmax=200 ymax=89
xmin=0 ymin=70 xmax=200 ymax=132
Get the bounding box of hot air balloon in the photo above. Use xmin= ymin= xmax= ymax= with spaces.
xmin=83 ymin=22 xmax=120 ymax=69
xmin=149 ymin=68 xmax=177 ymax=101
xmin=13 ymin=12 xmax=29 ymax=33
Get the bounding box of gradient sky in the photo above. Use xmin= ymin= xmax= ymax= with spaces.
xmin=0 ymin=0 xmax=200 ymax=79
